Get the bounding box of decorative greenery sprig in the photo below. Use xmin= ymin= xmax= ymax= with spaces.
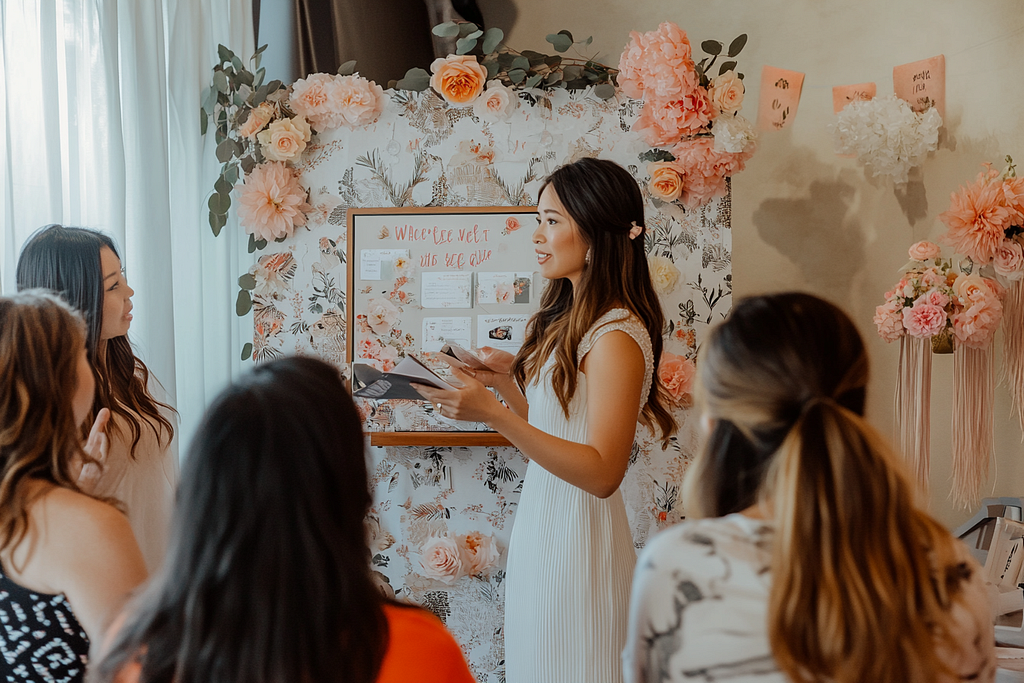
xmin=694 ymin=34 xmax=748 ymax=87
xmin=394 ymin=22 xmax=618 ymax=99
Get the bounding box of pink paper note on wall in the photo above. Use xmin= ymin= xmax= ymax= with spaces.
xmin=893 ymin=55 xmax=945 ymax=118
xmin=832 ymin=82 xmax=877 ymax=113
xmin=757 ymin=66 xmax=805 ymax=131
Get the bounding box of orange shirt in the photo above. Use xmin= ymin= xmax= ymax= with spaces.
xmin=112 ymin=603 xmax=475 ymax=683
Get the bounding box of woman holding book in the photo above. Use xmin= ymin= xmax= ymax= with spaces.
xmin=414 ymin=157 xmax=676 ymax=683
xmin=622 ymin=293 xmax=995 ymax=683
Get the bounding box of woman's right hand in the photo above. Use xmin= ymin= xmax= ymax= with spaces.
xmin=77 ymin=408 xmax=110 ymax=494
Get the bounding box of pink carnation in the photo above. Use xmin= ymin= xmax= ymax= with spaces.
xmin=902 ymin=303 xmax=946 ymax=338
xmin=617 ymin=22 xmax=699 ymax=101
xmin=633 ymin=91 xmax=715 ymax=146
xmin=234 ymin=162 xmax=311 ymax=242
xmin=874 ymin=299 xmax=905 ymax=342
xmin=658 ymin=351 xmax=696 ymax=403
xmin=953 ymin=296 xmax=1002 ymax=349
xmin=289 ymin=73 xmax=384 ymax=131
xmin=939 ymin=171 xmax=1013 ymax=264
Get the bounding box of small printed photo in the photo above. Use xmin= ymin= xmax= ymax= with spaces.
xmin=477 ymin=314 xmax=529 ymax=351
xmin=488 ymin=325 xmax=513 ymax=341
xmin=476 ymin=272 xmax=533 ymax=306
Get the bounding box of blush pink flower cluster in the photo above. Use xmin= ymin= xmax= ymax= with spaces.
xmin=951 ymin=274 xmax=1004 ymax=349
xmin=658 ymin=351 xmax=696 ymax=405
xmin=647 ymin=138 xmax=754 ymax=209
xmin=289 ymin=72 xmax=385 ymax=130
xmin=939 ymin=162 xmax=1024 ymax=268
xmin=419 ymin=531 xmax=500 ymax=584
xmin=234 ymin=162 xmax=312 ymax=242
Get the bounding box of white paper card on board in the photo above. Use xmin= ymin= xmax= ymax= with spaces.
xmin=422 ymin=316 xmax=472 ymax=352
xmin=360 ymin=249 xmax=410 ymax=281
xmin=477 ymin=314 xmax=529 ymax=351
xmin=421 ymin=271 xmax=473 ymax=308
xmin=476 ymin=272 xmax=534 ymax=305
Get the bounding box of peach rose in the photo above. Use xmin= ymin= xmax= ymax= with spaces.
xmin=648 ymin=255 xmax=680 ymax=295
xmin=953 ymin=273 xmax=994 ymax=305
xmin=902 ymin=303 xmax=946 ymax=338
xmin=419 ymin=535 xmax=464 ymax=584
xmin=648 ymin=162 xmax=686 ymax=201
xmin=908 ymin=240 xmax=941 ymax=261
xmin=257 ymin=116 xmax=312 ymax=162
xmin=430 ymin=55 xmax=488 ymax=105
xmin=473 ymin=80 xmax=517 ymax=122
xmin=365 ymin=298 xmax=400 ymax=335
xmin=505 ymin=216 xmax=520 ymax=233
xmin=708 ymin=70 xmax=744 ymax=115
xmin=659 ymin=351 xmax=696 ymax=404
xmin=458 ymin=531 xmax=499 ymax=576
xmin=994 ymin=239 xmax=1024 ymax=281
xmin=238 ymin=102 xmax=275 ymax=138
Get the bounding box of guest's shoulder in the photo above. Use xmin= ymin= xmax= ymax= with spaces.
xmin=638 ymin=514 xmax=773 ymax=570
xmin=380 ymin=603 xmax=475 ymax=683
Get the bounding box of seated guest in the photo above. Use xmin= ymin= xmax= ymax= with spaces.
xmin=93 ymin=356 xmax=475 ymax=683
xmin=624 ymin=293 xmax=996 ymax=683
xmin=0 ymin=291 xmax=147 ymax=682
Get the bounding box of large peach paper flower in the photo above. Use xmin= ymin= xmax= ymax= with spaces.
xmin=430 ymin=55 xmax=487 ymax=105
xmin=617 ymin=22 xmax=699 ymax=101
xmin=633 ymin=91 xmax=716 ymax=146
xmin=234 ymin=162 xmax=311 ymax=242
xmin=939 ymin=172 xmax=1012 ymax=264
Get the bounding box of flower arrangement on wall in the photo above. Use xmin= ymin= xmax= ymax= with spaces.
xmin=832 ymin=95 xmax=942 ymax=184
xmin=875 ymin=157 xmax=1024 ymax=508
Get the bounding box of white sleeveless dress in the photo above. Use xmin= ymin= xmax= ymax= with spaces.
xmin=504 ymin=309 xmax=654 ymax=683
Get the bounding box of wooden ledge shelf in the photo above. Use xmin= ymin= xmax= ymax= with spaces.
xmin=369 ymin=432 xmax=513 ymax=447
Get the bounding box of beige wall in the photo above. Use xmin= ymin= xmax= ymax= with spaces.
xmin=483 ymin=0 xmax=1024 ymax=529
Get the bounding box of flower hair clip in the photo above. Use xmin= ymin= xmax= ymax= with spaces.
xmin=628 ymin=221 xmax=644 ymax=240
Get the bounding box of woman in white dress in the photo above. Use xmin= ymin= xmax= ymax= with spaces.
xmin=17 ymin=225 xmax=177 ymax=572
xmin=415 ymin=158 xmax=676 ymax=683
xmin=624 ymin=293 xmax=996 ymax=683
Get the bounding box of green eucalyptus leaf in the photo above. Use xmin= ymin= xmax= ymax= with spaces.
xmin=522 ymin=50 xmax=548 ymax=65
xmin=466 ymin=29 xmax=483 ymax=40
xmin=201 ymin=85 xmax=218 ymax=113
xmin=218 ymin=44 xmax=232 ymax=63
xmin=727 ymin=34 xmax=748 ymax=57
xmin=456 ymin=36 xmax=477 ymax=55
xmin=338 ymin=59 xmax=357 ymax=75
xmin=562 ymin=65 xmax=583 ymax=80
xmin=718 ymin=61 xmax=737 ymax=76
xmin=241 ymin=343 xmax=253 ymax=361
xmin=247 ymin=233 xmax=257 ymax=253
xmin=235 ymin=289 xmax=252 ymax=316
xmin=254 ymin=44 xmax=268 ymax=57
xmin=253 ymin=84 xmax=268 ymax=105
xmin=237 ymin=70 xmax=254 ymax=88
xmin=240 ymin=155 xmax=256 ymax=174
xmin=545 ymin=33 xmax=572 ymax=53
xmin=214 ymin=174 xmax=232 ymax=195
xmin=557 ymin=29 xmax=574 ymax=42
xmin=512 ymin=56 xmax=530 ymax=72
xmin=200 ymin=109 xmax=208 ymax=135
xmin=545 ymin=71 xmax=562 ymax=85
xmin=593 ymin=83 xmax=616 ymax=99
xmin=224 ymin=163 xmax=239 ymax=184
xmin=208 ymin=191 xmax=231 ymax=214
xmin=215 ymin=139 xmax=235 ymax=163
xmin=544 ymin=55 xmax=562 ymax=68
xmin=213 ymin=70 xmax=229 ymax=94
xmin=396 ymin=67 xmax=431 ymax=91
xmin=274 ymin=236 xmax=287 ymax=243
xmin=232 ymin=92 xmax=245 ymax=108
xmin=583 ymin=36 xmax=593 ymax=46
xmin=231 ymin=55 xmax=244 ymax=72
xmin=701 ymin=40 xmax=723 ymax=55
xmin=238 ymin=273 xmax=257 ymax=290
xmin=266 ymin=79 xmax=282 ymax=93
xmin=432 ymin=21 xmax=460 ymax=37
xmin=458 ymin=22 xmax=479 ymax=37
xmin=524 ymin=74 xmax=543 ymax=88
xmin=497 ymin=52 xmax=515 ymax=68
xmin=508 ymin=68 xmax=527 ymax=85
xmin=254 ymin=53 xmax=262 ymax=71
xmin=485 ymin=60 xmax=500 ymax=79
xmin=482 ymin=27 xmax=504 ymax=54
xmin=254 ymin=238 xmax=268 ymax=250
xmin=209 ymin=210 xmax=227 ymax=236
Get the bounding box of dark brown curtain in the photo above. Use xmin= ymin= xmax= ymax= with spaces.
xmin=295 ymin=0 xmax=438 ymax=85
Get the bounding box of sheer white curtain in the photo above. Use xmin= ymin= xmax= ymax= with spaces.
xmin=0 ymin=0 xmax=255 ymax=451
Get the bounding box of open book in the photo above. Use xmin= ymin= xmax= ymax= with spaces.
xmin=440 ymin=341 xmax=494 ymax=372
xmin=352 ymin=355 xmax=455 ymax=400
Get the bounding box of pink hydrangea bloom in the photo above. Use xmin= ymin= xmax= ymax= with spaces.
xmin=670 ymin=138 xmax=752 ymax=208
xmin=939 ymin=171 xmax=1012 ymax=264
xmin=234 ymin=162 xmax=311 ymax=242
xmin=874 ymin=299 xmax=904 ymax=342
xmin=289 ymin=73 xmax=384 ymax=131
xmin=633 ymin=91 xmax=715 ymax=146
xmin=902 ymin=303 xmax=947 ymax=338
xmin=617 ymin=22 xmax=699 ymax=101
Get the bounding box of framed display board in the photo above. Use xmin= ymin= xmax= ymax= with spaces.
xmin=347 ymin=206 xmax=539 ymax=446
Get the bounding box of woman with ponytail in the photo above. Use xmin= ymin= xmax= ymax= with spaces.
xmin=623 ymin=293 xmax=995 ymax=683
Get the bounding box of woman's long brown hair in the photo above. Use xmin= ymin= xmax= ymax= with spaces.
xmin=685 ymin=293 xmax=969 ymax=683
xmin=16 ymin=225 xmax=174 ymax=458
xmin=511 ymin=158 xmax=677 ymax=444
xmin=0 ymin=292 xmax=91 ymax=553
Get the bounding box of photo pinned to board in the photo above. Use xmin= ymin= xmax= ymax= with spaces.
xmin=476 ymin=271 xmax=534 ymax=305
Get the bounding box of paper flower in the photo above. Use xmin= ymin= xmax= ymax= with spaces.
xmin=238 ymin=101 xmax=275 ymax=139
xmin=874 ymin=299 xmax=905 ymax=342
xmin=257 ymin=116 xmax=312 ymax=162
xmin=994 ymin=240 xmax=1024 ymax=281
xmin=908 ymin=241 xmax=941 ymax=261
xmin=707 ymin=70 xmax=744 ymax=115
xmin=648 ymin=255 xmax=680 ymax=295
xmin=632 ymin=91 xmax=715 ymax=146
xmin=658 ymin=351 xmax=696 ymax=404
xmin=289 ymin=72 xmax=384 ymax=130
xmin=365 ymin=298 xmax=400 ymax=335
xmin=832 ymin=95 xmax=941 ymax=184
xmin=647 ymin=161 xmax=686 ymax=201
xmin=234 ymin=162 xmax=311 ymax=241
xmin=939 ymin=168 xmax=1014 ymax=264
xmin=473 ymin=80 xmax=518 ymax=122
xmin=429 ymin=55 xmax=488 ymax=105
xmin=712 ymin=114 xmax=757 ymax=155
xmin=617 ymin=22 xmax=699 ymax=101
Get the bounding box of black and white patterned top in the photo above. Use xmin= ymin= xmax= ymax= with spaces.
xmin=0 ymin=564 xmax=89 ymax=682
xmin=623 ymin=513 xmax=996 ymax=683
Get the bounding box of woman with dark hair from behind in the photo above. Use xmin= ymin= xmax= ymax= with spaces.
xmin=0 ymin=291 xmax=147 ymax=682
xmin=623 ymin=293 xmax=995 ymax=683
xmin=93 ymin=356 xmax=475 ymax=683
xmin=17 ymin=225 xmax=177 ymax=571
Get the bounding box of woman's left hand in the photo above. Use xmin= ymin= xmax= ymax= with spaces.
xmin=412 ymin=366 xmax=504 ymax=423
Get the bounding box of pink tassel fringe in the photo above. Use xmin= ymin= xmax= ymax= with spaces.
xmin=1001 ymin=281 xmax=1024 ymax=433
xmin=894 ymin=336 xmax=932 ymax=495
xmin=951 ymin=344 xmax=995 ymax=510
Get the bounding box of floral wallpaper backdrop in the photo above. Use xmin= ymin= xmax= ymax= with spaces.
xmin=209 ymin=22 xmax=746 ymax=680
